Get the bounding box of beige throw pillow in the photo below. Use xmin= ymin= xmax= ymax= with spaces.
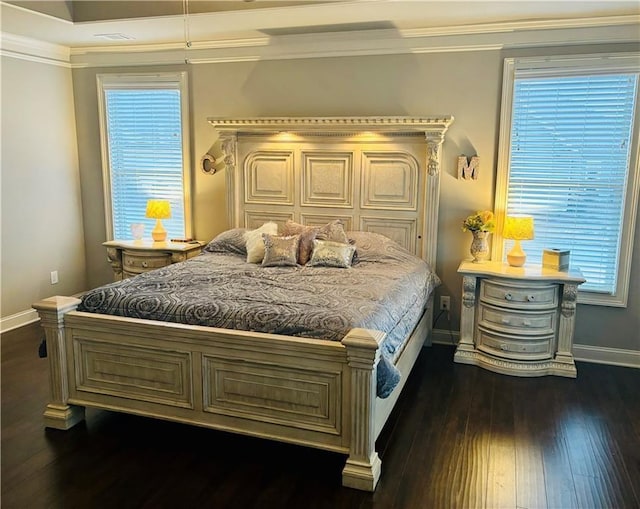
xmin=282 ymin=219 xmax=348 ymax=264
xmin=244 ymin=222 xmax=278 ymax=263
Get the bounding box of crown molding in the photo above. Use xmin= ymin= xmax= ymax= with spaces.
xmin=207 ymin=116 xmax=455 ymax=135
xmin=71 ymin=22 xmax=640 ymax=68
xmin=402 ymin=14 xmax=640 ymax=38
xmin=70 ymin=36 xmax=270 ymax=56
xmin=0 ymin=32 xmax=70 ymax=67
xmin=3 ymin=14 xmax=639 ymax=68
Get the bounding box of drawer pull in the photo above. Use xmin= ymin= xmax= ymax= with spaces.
xmin=142 ymin=261 xmax=148 ymax=268
xmin=501 ymin=318 xmax=511 ymax=325
xmin=500 ymin=344 xmax=508 ymax=351
xmin=527 ymin=295 xmax=535 ymax=302
xmin=523 ymin=320 xmax=532 ymax=327
xmin=505 ymin=293 xmax=513 ymax=301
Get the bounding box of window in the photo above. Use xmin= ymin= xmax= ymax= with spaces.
xmin=97 ymin=72 xmax=191 ymax=241
xmin=494 ymin=54 xmax=640 ymax=307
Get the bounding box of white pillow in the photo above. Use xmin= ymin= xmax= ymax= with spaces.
xmin=244 ymin=222 xmax=278 ymax=263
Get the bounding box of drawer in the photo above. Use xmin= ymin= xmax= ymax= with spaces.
xmin=480 ymin=279 xmax=558 ymax=310
xmin=477 ymin=328 xmax=553 ymax=361
xmin=123 ymin=251 xmax=171 ymax=273
xmin=478 ymin=303 xmax=556 ymax=336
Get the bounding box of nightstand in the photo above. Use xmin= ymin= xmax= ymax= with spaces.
xmin=103 ymin=240 xmax=205 ymax=280
xmin=454 ymin=261 xmax=585 ymax=378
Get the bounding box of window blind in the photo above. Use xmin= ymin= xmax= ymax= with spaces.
xmin=507 ymin=73 xmax=637 ymax=294
xmin=104 ymin=88 xmax=186 ymax=240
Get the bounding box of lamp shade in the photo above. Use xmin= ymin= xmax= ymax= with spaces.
xmin=503 ymin=216 xmax=534 ymax=240
xmin=145 ymin=200 xmax=171 ymax=220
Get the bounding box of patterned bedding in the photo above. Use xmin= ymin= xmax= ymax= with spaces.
xmin=78 ymin=231 xmax=440 ymax=397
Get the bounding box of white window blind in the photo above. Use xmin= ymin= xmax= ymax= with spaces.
xmin=495 ymin=54 xmax=640 ymax=307
xmin=508 ymin=73 xmax=637 ymax=293
xmin=98 ymin=73 xmax=191 ymax=241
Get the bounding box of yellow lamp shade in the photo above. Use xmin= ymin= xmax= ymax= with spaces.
xmin=145 ymin=200 xmax=171 ymax=242
xmin=503 ymin=216 xmax=535 ymax=240
xmin=145 ymin=200 xmax=172 ymax=219
xmin=503 ymin=216 xmax=534 ymax=267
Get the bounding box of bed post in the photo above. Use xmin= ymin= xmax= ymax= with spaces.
xmin=220 ymin=132 xmax=239 ymax=228
xmin=32 ymin=296 xmax=85 ymax=430
xmin=341 ymin=328 xmax=385 ymax=491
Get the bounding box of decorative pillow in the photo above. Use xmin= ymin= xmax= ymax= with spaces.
xmin=261 ymin=234 xmax=300 ymax=267
xmin=203 ymin=228 xmax=248 ymax=255
xmin=244 ymin=222 xmax=278 ymax=263
xmin=316 ymin=219 xmax=349 ymax=244
xmin=296 ymin=228 xmax=318 ymax=265
xmin=307 ymin=239 xmax=357 ymax=268
xmin=346 ymin=231 xmax=410 ymax=263
xmin=282 ymin=219 xmax=348 ymax=264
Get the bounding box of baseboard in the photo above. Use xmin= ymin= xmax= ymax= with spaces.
xmin=431 ymin=327 xmax=638 ymax=369
xmin=430 ymin=328 xmax=460 ymax=347
xmin=573 ymin=344 xmax=640 ymax=369
xmin=3 ymin=313 xmax=637 ymax=369
xmin=1 ymin=292 xmax=86 ymax=335
xmin=1 ymin=308 xmax=39 ymax=334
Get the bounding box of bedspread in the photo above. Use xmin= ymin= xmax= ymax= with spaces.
xmin=79 ymin=232 xmax=440 ymax=397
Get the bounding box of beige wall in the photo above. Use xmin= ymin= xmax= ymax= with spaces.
xmin=71 ymin=42 xmax=639 ymax=352
xmin=1 ymin=56 xmax=86 ymax=318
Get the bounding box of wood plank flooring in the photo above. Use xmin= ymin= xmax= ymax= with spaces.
xmin=2 ymin=322 xmax=639 ymax=509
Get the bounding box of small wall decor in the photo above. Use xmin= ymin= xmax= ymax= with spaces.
xmin=458 ymin=155 xmax=479 ymax=180
xmin=200 ymin=153 xmax=219 ymax=175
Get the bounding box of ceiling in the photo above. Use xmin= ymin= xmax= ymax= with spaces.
xmin=2 ymin=0 xmax=639 ymax=50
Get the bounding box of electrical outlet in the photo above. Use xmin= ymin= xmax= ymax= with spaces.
xmin=440 ymin=295 xmax=450 ymax=311
xmin=50 ymin=270 xmax=59 ymax=285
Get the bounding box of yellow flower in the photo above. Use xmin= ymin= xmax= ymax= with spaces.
xmin=462 ymin=210 xmax=495 ymax=233
xmin=479 ymin=210 xmax=494 ymax=224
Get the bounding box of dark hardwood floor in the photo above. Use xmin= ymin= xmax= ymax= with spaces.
xmin=2 ymin=322 xmax=639 ymax=509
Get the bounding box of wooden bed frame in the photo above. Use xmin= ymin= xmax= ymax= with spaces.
xmin=34 ymin=116 xmax=453 ymax=491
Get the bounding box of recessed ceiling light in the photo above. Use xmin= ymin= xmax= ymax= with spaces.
xmin=93 ymin=33 xmax=136 ymax=41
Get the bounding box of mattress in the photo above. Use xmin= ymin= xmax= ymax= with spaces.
xmin=79 ymin=231 xmax=440 ymax=397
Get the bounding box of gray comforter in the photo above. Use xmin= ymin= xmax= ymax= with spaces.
xmin=78 ymin=232 xmax=440 ymax=397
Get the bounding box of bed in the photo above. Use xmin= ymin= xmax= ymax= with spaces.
xmin=33 ymin=116 xmax=453 ymax=491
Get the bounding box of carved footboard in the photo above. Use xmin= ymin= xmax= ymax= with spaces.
xmin=33 ymin=296 xmax=387 ymax=491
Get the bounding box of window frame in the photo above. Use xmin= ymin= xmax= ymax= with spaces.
xmin=96 ymin=71 xmax=192 ymax=242
xmin=493 ymin=53 xmax=640 ymax=307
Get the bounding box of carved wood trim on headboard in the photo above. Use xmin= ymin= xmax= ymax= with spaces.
xmin=207 ymin=116 xmax=454 ymax=269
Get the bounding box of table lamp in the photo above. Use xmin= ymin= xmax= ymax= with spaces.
xmin=503 ymin=215 xmax=534 ymax=267
xmin=146 ymin=199 xmax=171 ymax=242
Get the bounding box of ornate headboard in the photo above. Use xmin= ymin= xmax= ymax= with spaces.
xmin=207 ymin=117 xmax=453 ymax=268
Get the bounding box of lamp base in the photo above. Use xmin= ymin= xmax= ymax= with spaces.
xmin=151 ymin=220 xmax=167 ymax=242
xmin=507 ymin=252 xmax=526 ymax=267
xmin=507 ymin=240 xmax=526 ymax=267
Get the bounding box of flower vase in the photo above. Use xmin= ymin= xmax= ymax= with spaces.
xmin=470 ymin=231 xmax=490 ymax=263
xmin=131 ymin=223 xmax=145 ymax=241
